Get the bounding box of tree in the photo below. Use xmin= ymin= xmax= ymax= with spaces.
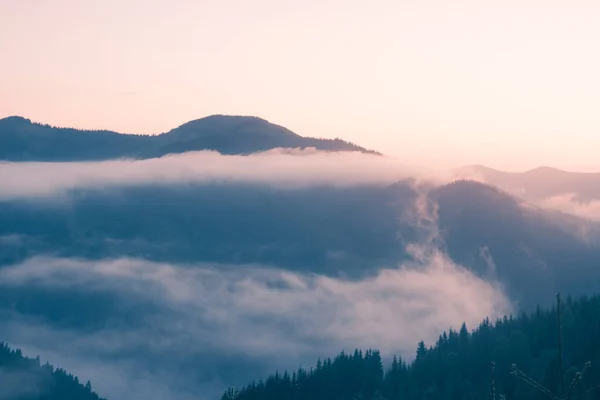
xmin=222 ymin=386 xmax=240 ymax=400
xmin=510 ymin=294 xmax=600 ymax=400
xmin=225 ymin=294 xmax=600 ymax=400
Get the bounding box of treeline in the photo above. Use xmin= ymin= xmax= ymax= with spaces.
xmin=0 ymin=342 xmax=104 ymax=400
xmin=224 ymin=294 xmax=600 ymax=400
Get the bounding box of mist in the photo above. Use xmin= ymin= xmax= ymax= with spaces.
xmin=0 ymin=253 xmax=511 ymax=400
xmin=536 ymin=194 xmax=600 ymax=221
xmin=3 ymin=146 xmax=589 ymax=400
xmin=0 ymin=150 xmax=450 ymax=200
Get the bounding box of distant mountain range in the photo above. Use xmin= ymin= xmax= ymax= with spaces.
xmin=457 ymin=164 xmax=600 ymax=202
xmin=0 ymin=115 xmax=379 ymax=161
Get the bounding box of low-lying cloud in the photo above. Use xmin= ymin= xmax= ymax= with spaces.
xmin=0 ymin=150 xmax=449 ymax=200
xmin=537 ymin=193 xmax=600 ymax=221
xmin=0 ymin=254 xmax=511 ymax=400
xmin=451 ymin=166 xmax=600 ymax=221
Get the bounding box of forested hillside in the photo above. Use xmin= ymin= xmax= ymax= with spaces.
xmin=224 ymin=294 xmax=600 ymax=400
xmin=0 ymin=115 xmax=377 ymax=161
xmin=0 ymin=342 xmax=104 ymax=400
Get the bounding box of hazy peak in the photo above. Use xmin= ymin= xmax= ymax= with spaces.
xmin=458 ymin=164 xmax=500 ymax=173
xmin=523 ymin=166 xmax=567 ymax=176
xmin=0 ymin=116 xmax=32 ymax=125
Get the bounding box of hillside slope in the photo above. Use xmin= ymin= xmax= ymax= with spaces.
xmin=435 ymin=180 xmax=600 ymax=308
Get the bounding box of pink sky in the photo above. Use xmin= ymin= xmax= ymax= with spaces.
xmin=2 ymin=0 xmax=600 ymax=171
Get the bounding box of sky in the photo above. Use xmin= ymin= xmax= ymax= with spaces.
xmin=2 ymin=0 xmax=600 ymax=170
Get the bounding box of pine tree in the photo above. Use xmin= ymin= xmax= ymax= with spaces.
xmin=510 ymin=294 xmax=600 ymax=400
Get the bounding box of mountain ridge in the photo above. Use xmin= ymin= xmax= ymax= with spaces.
xmin=456 ymin=164 xmax=600 ymax=203
xmin=0 ymin=115 xmax=380 ymax=161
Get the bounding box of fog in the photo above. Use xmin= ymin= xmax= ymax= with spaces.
xmin=0 ymin=252 xmax=511 ymax=400
xmin=0 ymin=150 xmax=450 ymax=200
xmin=0 ymin=367 xmax=47 ymax=400
xmin=6 ymin=149 xmax=587 ymax=400
xmin=536 ymin=194 xmax=600 ymax=221
xmin=451 ymin=166 xmax=600 ymax=222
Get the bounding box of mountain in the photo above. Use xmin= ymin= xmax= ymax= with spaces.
xmin=434 ymin=180 xmax=600 ymax=308
xmin=1 ymin=179 xmax=599 ymax=310
xmin=0 ymin=182 xmax=418 ymax=276
xmin=2 ymin=126 xmax=600 ymax=399
xmin=1 ymin=177 xmax=599 ymax=398
xmin=0 ymin=115 xmax=378 ymax=161
xmin=0 ymin=342 xmax=104 ymax=400
xmin=456 ymin=165 xmax=600 ymax=203
xmin=225 ymin=293 xmax=600 ymax=400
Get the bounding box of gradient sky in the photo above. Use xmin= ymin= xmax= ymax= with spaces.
xmin=2 ymin=0 xmax=600 ymax=170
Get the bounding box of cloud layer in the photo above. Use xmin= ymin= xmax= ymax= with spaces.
xmin=0 ymin=150 xmax=449 ymax=200
xmin=0 ymin=254 xmax=511 ymax=400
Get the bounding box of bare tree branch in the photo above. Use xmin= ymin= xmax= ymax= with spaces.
xmin=490 ymin=362 xmax=496 ymax=400
xmin=566 ymin=362 xmax=591 ymax=400
xmin=511 ymin=365 xmax=559 ymax=400
xmin=573 ymin=386 xmax=600 ymax=400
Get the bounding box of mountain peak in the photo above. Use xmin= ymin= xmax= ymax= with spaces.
xmin=0 ymin=115 xmax=32 ymax=125
xmin=524 ymin=166 xmax=567 ymax=176
xmin=177 ymin=114 xmax=269 ymax=127
xmin=167 ymin=115 xmax=301 ymax=140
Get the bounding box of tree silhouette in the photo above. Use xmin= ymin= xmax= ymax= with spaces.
xmin=510 ymin=294 xmax=600 ymax=400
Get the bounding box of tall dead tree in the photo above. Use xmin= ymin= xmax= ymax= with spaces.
xmin=490 ymin=362 xmax=496 ymax=400
xmin=557 ymin=293 xmax=564 ymax=397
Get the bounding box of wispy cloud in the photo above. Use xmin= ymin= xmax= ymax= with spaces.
xmin=537 ymin=193 xmax=600 ymax=221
